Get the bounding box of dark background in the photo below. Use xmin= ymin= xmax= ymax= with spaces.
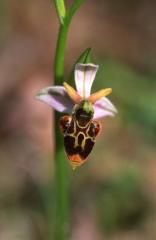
xmin=0 ymin=0 xmax=156 ymax=239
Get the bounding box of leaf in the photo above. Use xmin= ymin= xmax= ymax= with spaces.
xmin=54 ymin=0 xmax=66 ymax=25
xmin=68 ymin=47 xmax=92 ymax=84
xmin=66 ymin=0 xmax=85 ymax=25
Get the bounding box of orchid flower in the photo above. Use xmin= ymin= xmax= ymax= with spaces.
xmin=36 ymin=63 xmax=117 ymax=119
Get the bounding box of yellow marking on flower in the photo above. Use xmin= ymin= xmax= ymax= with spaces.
xmin=87 ymin=88 xmax=112 ymax=103
xmin=81 ymin=136 xmax=86 ymax=150
xmin=63 ymin=82 xmax=82 ymax=103
xmin=74 ymin=134 xmax=78 ymax=148
xmin=76 ymin=119 xmax=91 ymax=129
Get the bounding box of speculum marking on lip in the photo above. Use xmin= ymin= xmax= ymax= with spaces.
xmin=62 ymin=104 xmax=100 ymax=167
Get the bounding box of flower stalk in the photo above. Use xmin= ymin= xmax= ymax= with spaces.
xmin=53 ymin=1 xmax=85 ymax=239
xmin=53 ymin=27 xmax=69 ymax=240
xmin=53 ymin=19 xmax=69 ymax=240
xmin=54 ymin=24 xmax=68 ymax=84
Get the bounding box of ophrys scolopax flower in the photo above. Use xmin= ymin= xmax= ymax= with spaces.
xmin=36 ymin=64 xmax=117 ymax=169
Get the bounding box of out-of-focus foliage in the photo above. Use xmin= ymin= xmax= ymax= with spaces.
xmin=96 ymin=59 xmax=156 ymax=133
xmin=96 ymin=169 xmax=148 ymax=234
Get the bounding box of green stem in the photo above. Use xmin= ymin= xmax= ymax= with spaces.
xmin=54 ymin=23 xmax=70 ymax=240
xmin=54 ymin=24 xmax=68 ymax=84
xmin=53 ymin=1 xmax=85 ymax=239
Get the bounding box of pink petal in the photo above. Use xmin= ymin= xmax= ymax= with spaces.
xmin=93 ymin=97 xmax=117 ymax=120
xmin=75 ymin=63 xmax=99 ymax=98
xmin=35 ymin=86 xmax=74 ymax=113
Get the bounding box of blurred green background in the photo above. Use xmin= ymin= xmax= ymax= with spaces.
xmin=0 ymin=0 xmax=156 ymax=239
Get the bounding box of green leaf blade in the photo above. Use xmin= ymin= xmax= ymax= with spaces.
xmin=66 ymin=0 xmax=85 ymax=24
xmin=54 ymin=0 xmax=66 ymax=24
